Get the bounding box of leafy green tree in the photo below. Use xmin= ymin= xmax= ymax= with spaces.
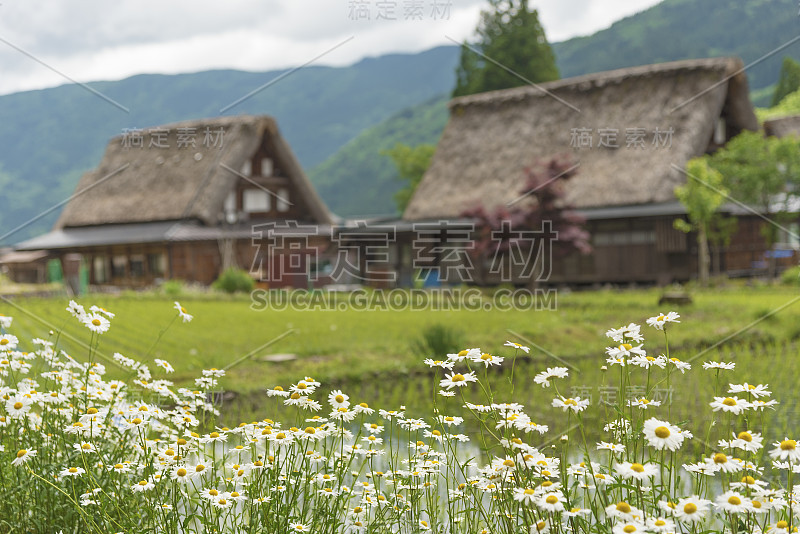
xmin=674 ymin=158 xmax=729 ymax=287
xmin=772 ymin=56 xmax=800 ymax=107
xmin=382 ymin=143 xmax=436 ymax=212
xmin=453 ymin=0 xmax=559 ymax=98
xmin=708 ymin=131 xmax=800 ymax=247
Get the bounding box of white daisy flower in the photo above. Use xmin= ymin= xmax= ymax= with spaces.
xmin=628 ymin=397 xmax=661 ymax=409
xmin=59 ymin=466 xmax=86 ymax=478
xmin=423 ymin=359 xmax=454 ymax=369
xmin=447 ymin=348 xmax=480 ymax=362
xmin=673 ymin=496 xmax=711 ymax=522
xmin=512 ymin=487 xmax=537 ymax=506
xmin=5 ymin=395 xmax=33 ymax=418
xmin=536 ymin=492 xmax=565 ymax=513
xmin=643 ymin=418 xmax=685 ymax=451
xmin=703 ymin=361 xmax=735 ymax=370
xmin=131 ymin=480 xmax=155 ymax=493
xmin=726 ymin=430 xmax=764 ymax=452
xmin=328 ymin=390 xmax=350 ymax=409
xmin=667 ymin=357 xmax=691 ymax=373
xmin=605 ymin=323 xmax=644 ymax=343
xmin=605 ymin=501 xmax=641 ymax=520
xmin=533 ymin=367 xmax=569 ymax=387
xmin=729 ymin=383 xmax=771 ymax=398
xmin=715 ymin=490 xmax=750 ymax=514
xmin=646 ymin=516 xmax=676 ymax=533
xmin=606 ymin=343 xmax=646 ymax=360
xmin=11 ymin=449 xmax=36 ymax=466
xmin=770 ymin=438 xmax=800 ymax=463
xmin=612 ymin=522 xmax=648 ymax=534
xmin=438 ymin=390 xmax=455 ymax=397
xmin=66 ymin=300 xmax=85 ymax=318
xmin=266 ymin=386 xmax=290 ymax=398
xmin=646 ymin=311 xmax=680 ymax=330
xmin=629 ymin=354 xmax=667 ymax=369
xmin=0 ymin=333 xmax=19 ymax=350
xmin=615 ymin=461 xmax=658 ymax=481
xmin=82 ymin=313 xmax=110 ymax=334
xmin=173 ymin=301 xmax=193 ymax=322
xmin=597 ymin=441 xmax=625 ymax=453
xmin=154 ymin=359 xmax=174 ymax=373
xmin=439 ymin=371 xmax=477 ymax=390
xmin=504 ymin=341 xmax=530 ymax=353
xmin=710 ymin=396 xmax=751 ymax=414
xmin=751 ymin=399 xmax=779 ymax=411
xmin=472 ymin=352 xmax=504 ymax=367
xmin=0 ymin=314 xmax=12 ymax=329
xmin=552 ymin=396 xmax=590 ymax=413
xmin=89 ymin=305 xmax=115 ymax=318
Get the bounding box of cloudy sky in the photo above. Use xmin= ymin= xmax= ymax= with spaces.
xmin=0 ymin=0 xmax=662 ymax=95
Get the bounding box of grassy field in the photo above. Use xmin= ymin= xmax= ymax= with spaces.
xmin=3 ymin=285 xmax=800 ymax=437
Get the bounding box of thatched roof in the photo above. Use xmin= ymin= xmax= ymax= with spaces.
xmin=404 ymin=57 xmax=759 ymax=220
xmin=56 ymin=115 xmax=332 ymax=228
xmin=763 ymin=115 xmax=800 ymax=138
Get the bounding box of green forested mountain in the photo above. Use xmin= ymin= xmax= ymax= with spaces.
xmin=2 ymin=0 xmax=799 ymax=243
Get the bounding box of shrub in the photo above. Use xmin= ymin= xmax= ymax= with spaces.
xmin=780 ymin=265 xmax=800 ymax=286
xmin=212 ymin=268 xmax=255 ymax=294
xmin=410 ymin=322 xmax=463 ymax=357
xmin=161 ymin=278 xmax=185 ymax=297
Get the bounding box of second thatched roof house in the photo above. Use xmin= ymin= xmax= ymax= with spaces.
xmin=399 ymin=57 xmax=800 ymax=285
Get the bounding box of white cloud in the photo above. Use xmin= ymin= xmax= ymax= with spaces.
xmin=0 ymin=0 xmax=663 ymax=95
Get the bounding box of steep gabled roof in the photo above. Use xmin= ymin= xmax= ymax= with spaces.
xmin=404 ymin=57 xmax=759 ymax=220
xmin=55 ymin=115 xmax=332 ymax=228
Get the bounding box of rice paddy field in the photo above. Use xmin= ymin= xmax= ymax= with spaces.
xmin=3 ymin=285 xmax=800 ymax=442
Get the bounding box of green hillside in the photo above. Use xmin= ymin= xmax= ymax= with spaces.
xmin=309 ymin=95 xmax=449 ymax=218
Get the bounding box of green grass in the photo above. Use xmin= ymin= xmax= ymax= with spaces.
xmin=3 ymin=286 xmax=800 ymax=395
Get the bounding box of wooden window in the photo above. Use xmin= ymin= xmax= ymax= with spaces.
xmin=261 ymin=158 xmax=273 ymax=176
xmin=93 ymin=256 xmax=108 ymax=283
xmin=111 ymin=256 xmax=127 ymax=278
xmin=148 ymin=253 xmax=166 ymax=276
xmin=243 ymin=189 xmax=270 ymax=212
xmin=130 ymin=255 xmax=145 ymax=278
xmin=277 ymin=188 xmax=290 ymax=212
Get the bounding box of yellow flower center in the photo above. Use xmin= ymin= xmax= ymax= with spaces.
xmin=742 ymin=476 xmax=756 ymax=484
xmin=545 ymin=495 xmax=558 ymax=504
xmin=451 ymin=374 xmax=465 ymax=382
xmin=1 ymin=339 xmax=8 ymax=346
xmin=503 ymin=459 xmax=515 ymax=467
xmin=231 ymin=491 xmax=240 ymax=498
xmin=616 ymin=502 xmax=631 ymax=514
xmin=335 ymin=395 xmax=344 ymax=403
xmin=114 ymin=463 xmax=123 ymax=469
xmin=209 ymin=489 xmax=218 ymax=496
xmin=778 ymin=521 xmax=789 ymax=529
xmin=69 ymin=467 xmax=78 ymax=473
xmin=536 ymin=521 xmax=546 ymax=531
xmin=13 ymin=402 xmax=22 ymax=410
xmin=218 ymin=499 xmax=227 ymax=505
xmin=714 ymin=453 xmax=727 ymax=464
xmin=91 ymin=319 xmax=101 ymax=326
xmin=132 ymin=418 xmax=142 ymax=425
xmin=290 ymin=393 xmax=300 ymax=400
xmin=195 ymin=465 xmax=205 ymax=472
xmin=728 ymin=496 xmax=741 ymax=505
xmin=177 ymin=468 xmax=187 ymax=477
xmin=781 ymin=439 xmax=797 ymax=451
xmin=738 ymin=431 xmax=753 ymax=442
xmin=524 ymin=488 xmax=535 ymax=495
xmin=654 ymin=426 xmax=670 ymax=438
xmin=209 ymin=432 xmax=219 ymax=438
xmin=276 ymin=432 xmax=286 ymax=440
xmin=621 ymin=343 xmax=632 ymax=350
xmin=138 ymin=480 xmax=148 ymax=486
xmin=81 ymin=443 xmax=92 ymax=450
xmin=564 ymin=398 xmax=577 ymax=406
xmin=654 ymin=520 xmax=665 ymax=526
xmin=297 ymin=383 xmax=307 ymax=390
xmin=631 ymin=463 xmax=645 ymax=473
xmin=305 ymin=427 xmax=315 ymax=434
xmin=722 ymin=397 xmax=737 ymax=406
xmin=87 ymin=407 xmax=98 ymax=414
xmin=683 ymin=503 xmax=698 ymax=514
xmin=752 ymin=500 xmax=762 ymax=509
xmin=180 ymin=307 xmax=187 ymax=313
xmin=623 ymin=526 xmax=636 ymax=534
xmin=481 ymin=353 xmax=492 ymax=360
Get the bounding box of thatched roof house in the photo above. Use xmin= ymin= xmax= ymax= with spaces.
xmin=17 ymin=115 xmax=334 ymax=288
xmin=405 ymin=57 xmax=758 ymax=220
xmin=399 ymin=58 xmax=800 ymax=285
